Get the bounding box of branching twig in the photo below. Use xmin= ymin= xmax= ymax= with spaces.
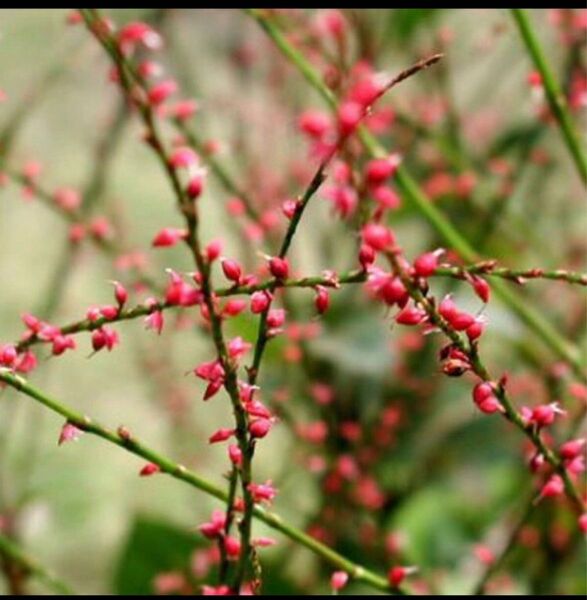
xmin=245 ymin=7 xmax=585 ymax=382
xmin=385 ymin=249 xmax=585 ymax=514
xmin=0 ymin=370 xmax=394 ymax=594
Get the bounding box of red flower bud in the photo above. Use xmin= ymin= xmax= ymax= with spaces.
xmin=471 ymin=276 xmax=490 ymax=303
xmin=540 ymin=474 xmax=564 ymax=498
xmin=139 ymin=462 xmax=160 ymax=477
xmin=314 ymin=286 xmax=330 ymax=314
xmin=208 ymin=428 xmax=235 ymax=444
xmin=148 ymin=79 xmax=178 ymax=106
xmin=152 ymin=227 xmax=187 ymax=247
xmin=560 ymin=438 xmax=586 ymax=460
xmin=361 ymin=223 xmax=395 ymax=251
xmin=395 ymin=305 xmax=426 ymax=326
xmin=187 ymin=171 xmax=206 ymax=199
xmin=337 ymin=101 xmax=363 ymax=136
xmin=224 ymin=536 xmax=241 ymax=559
xmin=330 ymin=571 xmax=349 ymax=591
xmin=365 ymin=154 xmax=401 ymax=186
xmin=112 ymin=281 xmax=128 ymax=307
xmin=298 ymin=110 xmax=331 ymax=138
xmin=268 ymin=256 xmax=289 ymax=280
xmin=359 ymin=244 xmax=376 ymax=269
xmin=413 ymin=250 xmax=442 ymax=278
xmin=221 ymin=258 xmax=242 ymax=283
xmin=228 ymin=444 xmax=243 ymax=466
xmin=249 ymin=418 xmax=272 ymax=439
xmin=250 ymin=291 xmax=272 ymax=314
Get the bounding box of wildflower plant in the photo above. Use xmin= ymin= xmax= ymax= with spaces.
xmin=0 ymin=8 xmax=585 ymax=596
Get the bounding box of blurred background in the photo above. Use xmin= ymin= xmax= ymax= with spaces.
xmin=0 ymin=8 xmax=585 ymax=595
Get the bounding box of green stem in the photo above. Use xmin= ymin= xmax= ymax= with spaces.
xmin=511 ymin=9 xmax=587 ymax=186
xmin=0 ymin=371 xmax=394 ymax=594
xmin=433 ymin=264 xmax=587 ymax=286
xmin=245 ymin=8 xmax=585 ymax=380
xmin=0 ymin=531 xmax=73 ymax=595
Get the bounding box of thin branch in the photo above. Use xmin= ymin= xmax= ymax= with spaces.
xmin=13 ymin=270 xmax=365 ymax=352
xmin=0 ymin=370 xmax=394 ymax=594
xmin=433 ymin=263 xmax=587 ymax=287
xmin=14 ymin=256 xmax=586 ymax=354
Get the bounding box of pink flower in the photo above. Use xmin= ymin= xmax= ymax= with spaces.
xmin=58 ymin=422 xmax=83 ymax=445
xmin=170 ymin=99 xmax=198 ymax=121
xmin=144 ymin=305 xmax=164 ymax=335
xmin=0 ymin=344 xmax=17 ymax=367
xmin=152 ymin=227 xmax=187 ymax=247
xmin=118 ymin=22 xmax=162 ymax=53
xmin=227 ymin=336 xmax=252 ymax=359
xmin=539 ymin=474 xmax=564 ymax=498
xmin=91 ymin=327 xmax=119 ymax=352
xmin=51 ymin=335 xmax=76 ymax=356
xmin=330 ymin=571 xmax=349 ymax=591
xmin=268 ymin=256 xmax=289 ymax=280
xmin=337 ymin=101 xmax=363 ymax=136
xmin=522 ymin=402 xmax=566 ymax=427
xmin=249 ymin=418 xmax=273 ymax=439
xmin=221 ymin=258 xmax=243 ymax=283
xmin=413 ymin=249 xmax=444 ymax=278
xmin=168 ymin=147 xmax=198 ymax=169
xmin=148 ymin=79 xmax=178 ymax=106
xmin=198 ymin=509 xmax=226 ymax=539
xmin=228 ymin=444 xmax=242 ymax=466
xmin=388 ymin=565 xmax=417 ymax=588
xmin=248 ymin=480 xmax=277 ymax=504
xmin=53 ymin=187 xmax=81 ymax=212
xmin=298 ymin=109 xmax=331 ymax=138
xmin=314 ymin=286 xmax=330 ymax=314
xmin=365 ymin=154 xmax=401 ymax=186
xmin=224 ymin=536 xmax=241 ymax=559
